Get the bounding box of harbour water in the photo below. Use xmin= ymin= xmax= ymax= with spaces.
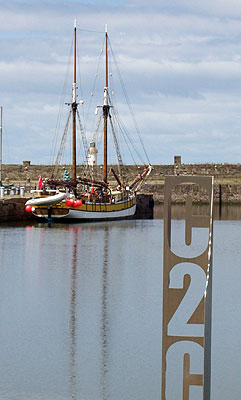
xmin=0 ymin=205 xmax=241 ymax=399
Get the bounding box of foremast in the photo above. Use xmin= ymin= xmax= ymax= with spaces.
xmin=103 ymin=24 xmax=110 ymax=184
xmin=0 ymin=107 xmax=2 ymax=186
xmin=72 ymin=20 xmax=78 ymax=182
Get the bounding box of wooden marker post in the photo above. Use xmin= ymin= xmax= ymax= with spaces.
xmin=162 ymin=176 xmax=213 ymax=400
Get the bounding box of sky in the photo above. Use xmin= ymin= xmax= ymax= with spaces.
xmin=1 ymin=0 xmax=241 ymax=165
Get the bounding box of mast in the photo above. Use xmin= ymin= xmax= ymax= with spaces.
xmin=0 ymin=107 xmax=2 ymax=186
xmin=103 ymin=24 xmax=109 ymax=184
xmin=72 ymin=20 xmax=77 ymax=182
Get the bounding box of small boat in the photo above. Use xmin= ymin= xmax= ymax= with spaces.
xmin=26 ymin=192 xmax=67 ymax=206
xmin=25 ymin=22 xmax=152 ymax=221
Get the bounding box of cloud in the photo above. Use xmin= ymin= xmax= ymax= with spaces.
xmin=179 ymin=0 xmax=241 ymax=18
xmin=131 ymin=0 xmax=241 ymax=18
xmin=1 ymin=0 xmax=241 ymax=166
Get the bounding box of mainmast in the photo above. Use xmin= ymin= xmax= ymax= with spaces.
xmin=103 ymin=24 xmax=110 ymax=184
xmin=72 ymin=20 xmax=77 ymax=182
xmin=0 ymin=107 xmax=2 ymax=186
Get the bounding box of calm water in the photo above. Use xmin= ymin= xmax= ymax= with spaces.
xmin=0 ymin=206 xmax=241 ymax=399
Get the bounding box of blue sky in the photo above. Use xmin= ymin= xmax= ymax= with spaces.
xmin=1 ymin=0 xmax=241 ymax=165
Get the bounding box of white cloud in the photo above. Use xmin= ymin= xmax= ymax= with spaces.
xmin=180 ymin=0 xmax=241 ymax=18
xmin=1 ymin=0 xmax=241 ymax=165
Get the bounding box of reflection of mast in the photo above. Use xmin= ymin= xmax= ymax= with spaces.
xmin=101 ymin=225 xmax=109 ymax=400
xmin=69 ymin=229 xmax=78 ymax=400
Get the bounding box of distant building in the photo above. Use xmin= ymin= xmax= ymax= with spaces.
xmin=87 ymin=141 xmax=98 ymax=166
xmin=174 ymin=156 xmax=181 ymax=175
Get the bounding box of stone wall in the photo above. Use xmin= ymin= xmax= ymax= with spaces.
xmin=2 ymin=163 xmax=241 ymax=204
xmin=135 ymin=193 xmax=154 ymax=218
xmin=2 ymin=162 xmax=241 ymax=183
xmin=143 ymin=182 xmax=241 ymax=204
xmin=0 ymin=198 xmax=34 ymax=222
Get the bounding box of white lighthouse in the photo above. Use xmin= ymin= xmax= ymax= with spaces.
xmin=87 ymin=141 xmax=98 ymax=166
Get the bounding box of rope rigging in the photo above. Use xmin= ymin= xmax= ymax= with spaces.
xmin=109 ymin=114 xmax=126 ymax=183
xmin=77 ymin=38 xmax=85 ymax=130
xmin=49 ymin=27 xmax=151 ymax=189
xmin=108 ymin=38 xmax=151 ymax=165
xmin=84 ymin=37 xmax=105 ymax=132
xmin=52 ymin=109 xmax=72 ymax=178
xmin=76 ymin=109 xmax=88 ymax=163
xmin=92 ymin=113 xmax=102 ymax=144
xmin=49 ymin=38 xmax=74 ymax=165
xmin=111 ymin=106 xmax=145 ymax=165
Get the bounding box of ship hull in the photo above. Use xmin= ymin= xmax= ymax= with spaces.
xmin=32 ymin=198 xmax=136 ymax=221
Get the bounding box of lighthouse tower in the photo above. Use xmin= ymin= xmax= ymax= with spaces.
xmin=87 ymin=141 xmax=98 ymax=166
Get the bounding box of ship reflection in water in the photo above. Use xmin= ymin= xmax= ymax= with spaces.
xmin=101 ymin=226 xmax=109 ymax=400
xmin=69 ymin=224 xmax=110 ymax=400
xmin=0 ymin=216 xmax=241 ymax=399
xmin=69 ymin=228 xmax=78 ymax=400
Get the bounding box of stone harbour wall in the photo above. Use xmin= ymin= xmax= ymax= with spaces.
xmin=143 ymin=182 xmax=241 ymax=204
xmin=2 ymin=162 xmax=241 ymax=183
xmin=0 ymin=197 xmax=34 ymax=222
xmin=2 ymin=162 xmax=241 ymax=204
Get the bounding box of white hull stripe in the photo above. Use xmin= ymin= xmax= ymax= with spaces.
xmin=35 ymin=204 xmax=136 ymax=220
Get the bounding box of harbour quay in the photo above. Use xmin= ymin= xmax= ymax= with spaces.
xmin=2 ymin=159 xmax=241 ymax=203
xmin=0 ymin=197 xmax=34 ymax=222
xmin=2 ymin=158 xmax=241 ymax=222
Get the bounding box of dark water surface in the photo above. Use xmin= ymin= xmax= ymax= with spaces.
xmin=0 ymin=207 xmax=241 ymax=399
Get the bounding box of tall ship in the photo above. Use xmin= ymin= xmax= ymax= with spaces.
xmin=25 ymin=22 xmax=152 ymax=221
